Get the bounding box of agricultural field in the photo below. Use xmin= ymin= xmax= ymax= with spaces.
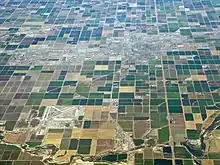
xmin=0 ymin=0 xmax=220 ymax=164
